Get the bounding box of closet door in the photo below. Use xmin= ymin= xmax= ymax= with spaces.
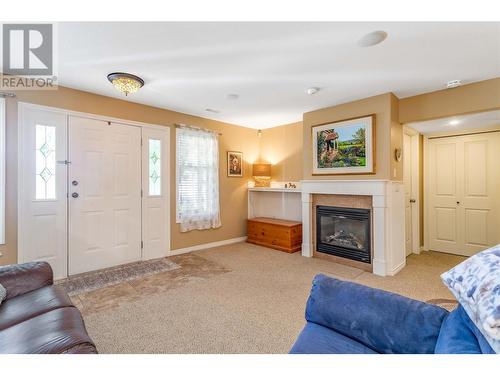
xmin=460 ymin=132 xmax=500 ymax=256
xmin=68 ymin=116 xmax=142 ymax=275
xmin=428 ymin=132 xmax=500 ymax=256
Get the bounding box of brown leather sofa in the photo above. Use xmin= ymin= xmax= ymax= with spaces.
xmin=0 ymin=261 xmax=97 ymax=354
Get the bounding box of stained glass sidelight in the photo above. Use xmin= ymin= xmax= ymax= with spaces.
xmin=35 ymin=124 xmax=56 ymax=200
xmin=149 ymin=139 xmax=161 ymax=196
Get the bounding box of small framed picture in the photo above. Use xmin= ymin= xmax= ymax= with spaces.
xmin=227 ymin=151 xmax=243 ymax=177
xmin=312 ymin=115 xmax=375 ymax=175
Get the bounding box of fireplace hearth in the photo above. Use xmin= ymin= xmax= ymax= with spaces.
xmin=316 ymin=205 xmax=371 ymax=263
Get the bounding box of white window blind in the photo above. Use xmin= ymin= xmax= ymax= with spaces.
xmin=176 ymin=126 xmax=221 ymax=232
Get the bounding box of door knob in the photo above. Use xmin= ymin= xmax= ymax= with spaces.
xmin=72 ymin=180 xmax=78 ymax=186
xmin=72 ymin=192 xmax=79 ymax=198
xmin=457 ymin=201 xmax=460 ymax=205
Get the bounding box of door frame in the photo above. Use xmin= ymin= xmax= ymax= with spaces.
xmin=18 ymin=102 xmax=171 ymax=276
xmin=403 ymin=126 xmax=421 ymax=255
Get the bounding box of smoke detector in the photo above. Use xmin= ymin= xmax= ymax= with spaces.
xmin=446 ymin=80 xmax=462 ymax=89
xmin=306 ymin=87 xmax=320 ymax=95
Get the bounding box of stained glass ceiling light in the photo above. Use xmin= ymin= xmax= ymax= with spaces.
xmin=107 ymin=72 xmax=144 ymax=96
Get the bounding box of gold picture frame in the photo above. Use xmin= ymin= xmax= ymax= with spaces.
xmin=227 ymin=151 xmax=243 ymax=177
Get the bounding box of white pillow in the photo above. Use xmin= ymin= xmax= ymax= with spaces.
xmin=441 ymin=244 xmax=500 ymax=353
xmin=0 ymin=282 xmax=6 ymax=305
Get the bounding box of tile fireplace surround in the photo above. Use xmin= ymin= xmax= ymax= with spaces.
xmin=301 ymin=180 xmax=406 ymax=276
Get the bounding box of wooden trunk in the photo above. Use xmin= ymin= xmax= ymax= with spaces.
xmin=247 ymin=217 xmax=302 ymax=253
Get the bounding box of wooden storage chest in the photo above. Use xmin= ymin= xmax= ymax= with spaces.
xmin=247 ymin=217 xmax=302 ymax=253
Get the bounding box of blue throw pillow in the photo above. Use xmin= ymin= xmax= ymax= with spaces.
xmin=441 ymin=245 xmax=500 ymax=353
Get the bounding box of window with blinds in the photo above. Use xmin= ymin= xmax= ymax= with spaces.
xmin=176 ymin=126 xmax=221 ymax=232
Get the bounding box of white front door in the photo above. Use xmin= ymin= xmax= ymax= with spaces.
xmin=403 ymin=133 xmax=413 ymax=256
xmin=428 ymin=132 xmax=500 ymax=256
xmin=18 ymin=107 xmax=68 ymax=279
xmin=68 ymin=116 xmax=142 ymax=275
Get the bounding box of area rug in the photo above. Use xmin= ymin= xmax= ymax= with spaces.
xmin=58 ymin=258 xmax=180 ymax=295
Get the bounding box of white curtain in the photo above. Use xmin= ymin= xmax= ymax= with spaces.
xmin=176 ymin=126 xmax=221 ymax=232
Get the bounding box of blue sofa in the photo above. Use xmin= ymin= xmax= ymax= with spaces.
xmin=290 ymin=274 xmax=494 ymax=354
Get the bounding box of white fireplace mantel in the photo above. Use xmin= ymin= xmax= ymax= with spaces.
xmin=300 ymin=179 xmax=406 ymax=276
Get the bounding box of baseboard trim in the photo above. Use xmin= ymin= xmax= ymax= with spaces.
xmin=168 ymin=236 xmax=247 ymax=256
xmin=388 ymin=260 xmax=406 ymax=276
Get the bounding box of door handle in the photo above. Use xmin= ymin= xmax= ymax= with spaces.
xmin=456 ymin=201 xmax=460 ymax=205
xmin=409 ymin=199 xmax=416 ymax=203
xmin=72 ymin=192 xmax=79 ymax=198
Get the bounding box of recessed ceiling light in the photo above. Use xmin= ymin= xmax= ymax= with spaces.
xmin=226 ymin=94 xmax=239 ymax=100
xmin=358 ymin=31 xmax=388 ymax=47
xmin=306 ymin=87 xmax=320 ymax=95
xmin=205 ymin=108 xmax=220 ymax=113
xmin=449 ymin=119 xmax=460 ymax=126
xmin=446 ymin=80 xmax=462 ymax=89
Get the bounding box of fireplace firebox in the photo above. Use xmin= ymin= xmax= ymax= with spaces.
xmin=316 ymin=205 xmax=371 ymax=263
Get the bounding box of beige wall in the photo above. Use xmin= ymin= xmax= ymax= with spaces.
xmin=302 ymin=93 xmax=402 ymax=181
xmin=399 ymin=78 xmax=500 ymax=123
xmin=0 ymin=86 xmax=259 ymax=266
xmin=260 ymin=122 xmax=303 ymax=181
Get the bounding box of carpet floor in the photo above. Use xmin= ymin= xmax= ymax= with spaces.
xmin=79 ymin=242 xmax=465 ymax=353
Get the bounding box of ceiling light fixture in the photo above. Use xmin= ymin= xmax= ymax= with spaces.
xmin=358 ymin=31 xmax=388 ymax=47
xmin=107 ymin=72 xmax=144 ymax=96
xmin=446 ymin=80 xmax=462 ymax=89
xmin=306 ymin=87 xmax=319 ymax=95
xmin=449 ymin=119 xmax=460 ymax=126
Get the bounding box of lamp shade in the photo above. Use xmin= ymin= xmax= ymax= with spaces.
xmin=252 ymin=163 xmax=271 ymax=177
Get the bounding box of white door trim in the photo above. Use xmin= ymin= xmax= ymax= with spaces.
xmin=18 ymin=102 xmax=171 ymax=274
xmin=403 ymin=126 xmax=421 ymax=255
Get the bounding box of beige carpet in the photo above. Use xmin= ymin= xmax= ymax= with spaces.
xmin=82 ymin=242 xmax=465 ymax=354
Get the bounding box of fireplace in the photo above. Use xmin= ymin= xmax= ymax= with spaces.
xmin=316 ymin=205 xmax=371 ymax=263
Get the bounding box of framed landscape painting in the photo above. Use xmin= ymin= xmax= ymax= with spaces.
xmin=312 ymin=115 xmax=375 ymax=175
xmin=227 ymin=151 xmax=243 ymax=177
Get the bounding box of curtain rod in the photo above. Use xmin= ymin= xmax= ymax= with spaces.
xmin=175 ymin=123 xmax=222 ymax=136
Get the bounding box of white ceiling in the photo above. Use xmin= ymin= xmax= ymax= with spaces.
xmin=51 ymin=23 xmax=500 ymax=128
xmin=407 ymin=109 xmax=500 ymax=135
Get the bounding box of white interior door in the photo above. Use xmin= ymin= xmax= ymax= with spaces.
xmin=142 ymin=127 xmax=170 ymax=259
xmin=68 ymin=116 xmax=142 ymax=275
xmin=19 ymin=106 xmax=68 ymax=279
xmin=403 ymin=133 xmax=413 ymax=256
xmin=428 ymin=132 xmax=500 ymax=256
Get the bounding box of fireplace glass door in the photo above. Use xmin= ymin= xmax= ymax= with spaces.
xmin=316 ymin=206 xmax=371 ymax=263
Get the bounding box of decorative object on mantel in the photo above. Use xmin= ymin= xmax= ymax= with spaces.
xmin=312 ymin=114 xmax=375 ymax=175
xmin=285 ymin=182 xmax=298 ymax=189
xmin=227 ymin=151 xmax=243 ymax=177
xmin=252 ymin=163 xmax=271 ymax=187
xmin=247 ymin=217 xmax=302 ymax=253
xmin=394 ymin=148 xmax=402 ymax=162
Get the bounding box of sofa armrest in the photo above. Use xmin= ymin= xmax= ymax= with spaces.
xmin=305 ymin=274 xmax=449 ymax=354
xmin=0 ymin=262 xmax=53 ymax=300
